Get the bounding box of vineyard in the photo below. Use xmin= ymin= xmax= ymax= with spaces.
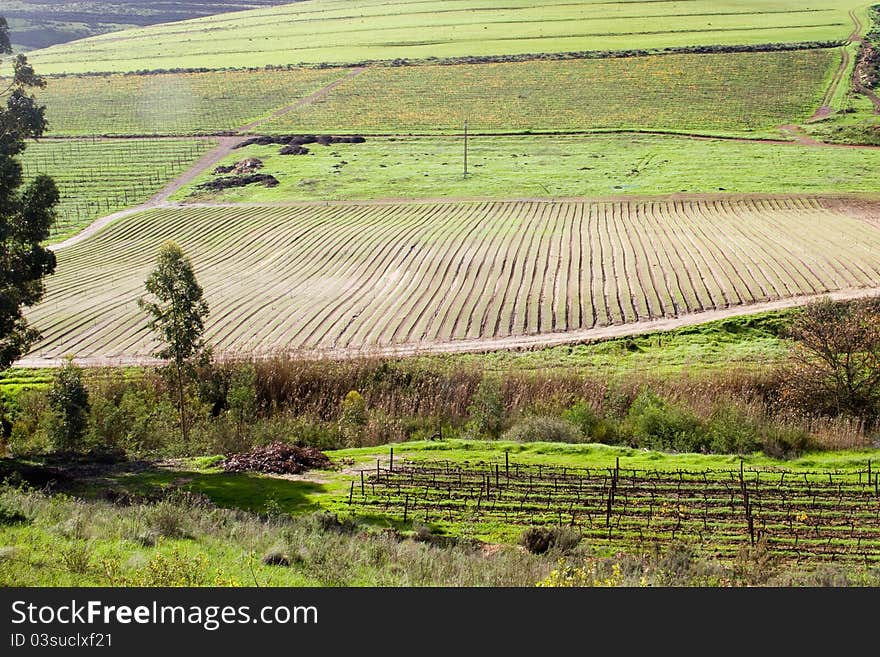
xmin=353 ymin=455 xmax=880 ymax=564
xmin=23 ymin=0 xmax=863 ymax=74
xmin=267 ymin=49 xmax=838 ymax=135
xmin=21 ymin=197 xmax=880 ymax=361
xmin=19 ymin=138 xmax=216 ymax=241
xmin=32 ymin=68 xmax=348 ymax=135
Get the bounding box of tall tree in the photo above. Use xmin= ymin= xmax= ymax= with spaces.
xmin=138 ymin=241 xmax=209 ymax=445
xmin=0 ymin=16 xmax=59 ymax=370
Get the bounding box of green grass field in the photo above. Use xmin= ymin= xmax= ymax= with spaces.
xmin=23 ymin=0 xmax=865 ymax=74
xmin=263 ymin=50 xmax=838 ymax=136
xmin=20 ymin=138 xmax=216 ymax=241
xmin=32 ymin=68 xmax=349 ymax=136
xmin=21 ymin=198 xmax=880 ymax=361
xmin=177 ymin=133 xmax=880 ymax=202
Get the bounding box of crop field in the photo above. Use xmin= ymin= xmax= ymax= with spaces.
xmin=23 ymin=0 xmax=865 ymax=74
xmin=32 ymin=68 xmax=349 ymax=135
xmin=266 ymin=50 xmax=838 ymax=135
xmin=21 ymin=197 xmax=880 ymax=361
xmin=19 ymin=138 xmax=216 ymax=241
xmin=179 ymin=134 xmax=880 ymax=202
xmin=353 ymin=456 xmax=880 ymax=563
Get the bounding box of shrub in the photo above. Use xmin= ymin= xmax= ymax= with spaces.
xmin=624 ymin=390 xmax=707 ymax=452
xmin=760 ymin=425 xmax=814 ymax=459
xmin=261 ymin=549 xmax=291 ymax=567
xmin=707 ymin=403 xmax=761 ymax=454
xmin=228 ymin=365 xmax=258 ymax=429
xmin=8 ymin=388 xmax=53 ymax=455
xmin=0 ymin=502 xmax=27 ymax=526
xmin=519 ymin=526 xmax=581 ymax=555
xmin=563 ymin=400 xmax=619 ymax=444
xmin=466 ymin=375 xmax=505 ymax=438
xmin=339 ymin=390 xmax=368 ymax=446
xmin=503 ymin=415 xmax=582 ymax=443
xmin=47 ymin=361 xmax=90 ymax=453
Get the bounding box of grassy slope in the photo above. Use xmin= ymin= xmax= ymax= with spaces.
xmin=24 ymin=0 xmax=864 ymax=74
xmin=32 ymin=68 xmax=350 ymax=136
xmin=4 ymin=1 xmax=291 ymax=50
xmin=260 ymin=50 xmax=837 ymax=136
xmin=101 ymin=440 xmax=880 ymax=544
xmin=21 ymin=138 xmax=216 ymax=241
xmin=175 ymin=133 xmax=880 ymax=202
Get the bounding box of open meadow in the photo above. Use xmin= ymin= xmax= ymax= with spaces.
xmin=177 ymin=133 xmax=880 ymax=202
xmin=32 ymin=67 xmax=350 ymax=135
xmin=261 ymin=49 xmax=838 ymax=136
xmin=22 ymin=0 xmax=867 ymax=74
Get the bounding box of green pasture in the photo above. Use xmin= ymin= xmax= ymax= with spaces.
xmin=176 ymin=133 xmax=880 ymax=202
xmin=24 ymin=0 xmax=866 ymax=74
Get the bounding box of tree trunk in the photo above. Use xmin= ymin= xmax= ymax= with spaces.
xmin=176 ymin=359 xmax=188 ymax=446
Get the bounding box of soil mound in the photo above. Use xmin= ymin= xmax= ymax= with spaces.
xmin=197 ymin=173 xmax=279 ymax=191
xmin=213 ymin=158 xmax=264 ymax=175
xmin=223 ymin=442 xmax=332 ymax=475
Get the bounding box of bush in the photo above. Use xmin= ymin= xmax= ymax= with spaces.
xmin=562 ymin=400 xmax=619 ymax=444
xmin=261 ymin=549 xmax=291 ymax=567
xmin=519 ymin=526 xmax=581 ymax=555
xmin=624 ymin=390 xmax=707 ymax=452
xmin=339 ymin=390 xmax=368 ymax=446
xmin=8 ymin=389 xmax=52 ymax=455
xmin=503 ymin=415 xmax=582 ymax=443
xmin=47 ymin=361 xmax=90 ymax=453
xmin=467 ymin=375 xmax=505 ymax=438
xmin=707 ymin=403 xmax=761 ymax=454
xmin=760 ymin=425 xmax=813 ymax=459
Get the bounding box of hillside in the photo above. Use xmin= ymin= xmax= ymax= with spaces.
xmin=23 ymin=0 xmax=868 ymax=74
xmin=3 ymin=0 xmax=293 ymax=51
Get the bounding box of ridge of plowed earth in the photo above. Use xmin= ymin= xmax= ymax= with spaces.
xmin=16 ymin=197 xmax=880 ymax=367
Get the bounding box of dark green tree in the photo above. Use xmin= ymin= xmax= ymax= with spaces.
xmin=47 ymin=359 xmax=90 ymax=452
xmin=138 ymin=241 xmax=209 ymax=445
xmin=0 ymin=17 xmax=58 ymax=370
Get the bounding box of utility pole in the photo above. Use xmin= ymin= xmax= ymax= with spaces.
xmin=463 ymin=119 xmax=468 ymax=178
